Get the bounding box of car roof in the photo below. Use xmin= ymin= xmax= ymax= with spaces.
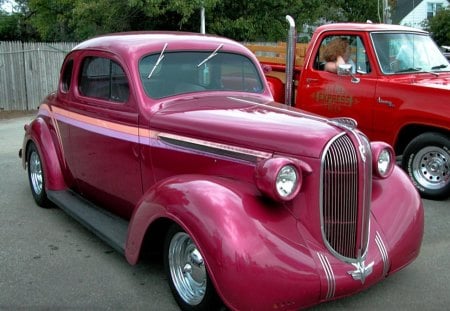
xmin=315 ymin=22 xmax=428 ymax=34
xmin=72 ymin=31 xmax=249 ymax=57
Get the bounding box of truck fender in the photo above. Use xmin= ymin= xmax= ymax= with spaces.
xmin=125 ymin=174 xmax=320 ymax=310
xmin=24 ymin=117 xmax=67 ymax=191
xmin=266 ymin=75 xmax=285 ymax=103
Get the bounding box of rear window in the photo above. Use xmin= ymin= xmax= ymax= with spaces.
xmin=139 ymin=51 xmax=263 ymax=99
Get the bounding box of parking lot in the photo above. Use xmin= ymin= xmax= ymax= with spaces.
xmin=1 ymin=115 xmax=449 ymax=310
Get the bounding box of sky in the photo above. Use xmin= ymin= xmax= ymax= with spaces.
xmin=1 ymin=0 xmax=16 ymax=13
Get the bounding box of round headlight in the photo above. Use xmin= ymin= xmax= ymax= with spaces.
xmin=276 ymin=165 xmax=298 ymax=198
xmin=255 ymin=158 xmax=309 ymax=202
xmin=371 ymin=142 xmax=395 ymax=179
xmin=377 ymin=149 xmax=391 ymax=176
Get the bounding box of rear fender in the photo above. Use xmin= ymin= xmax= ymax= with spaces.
xmin=23 ymin=117 xmax=66 ymax=191
xmin=125 ymin=175 xmax=320 ymax=310
xmin=266 ymin=75 xmax=285 ymax=103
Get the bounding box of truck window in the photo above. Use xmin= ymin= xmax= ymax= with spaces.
xmin=78 ymin=56 xmax=130 ymax=103
xmin=371 ymin=32 xmax=449 ymax=74
xmin=315 ymin=35 xmax=371 ymax=74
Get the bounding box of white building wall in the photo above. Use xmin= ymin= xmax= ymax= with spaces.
xmin=401 ymin=0 xmax=449 ymax=29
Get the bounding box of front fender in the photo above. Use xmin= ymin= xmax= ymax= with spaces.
xmin=126 ymin=175 xmax=321 ymax=311
xmin=371 ymin=166 xmax=424 ymax=272
xmin=23 ymin=116 xmax=66 ymax=191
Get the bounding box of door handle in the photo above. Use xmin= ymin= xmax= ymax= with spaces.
xmin=377 ymin=97 xmax=395 ymax=108
xmin=306 ymin=78 xmax=319 ymax=84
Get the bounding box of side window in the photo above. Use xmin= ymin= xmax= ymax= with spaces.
xmin=61 ymin=59 xmax=73 ymax=93
xmin=314 ymin=35 xmax=371 ymax=74
xmin=78 ymin=56 xmax=129 ymax=103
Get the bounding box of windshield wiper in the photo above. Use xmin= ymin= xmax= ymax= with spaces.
xmin=147 ymin=43 xmax=168 ymax=79
xmin=197 ymin=43 xmax=224 ymax=67
xmin=395 ymin=67 xmax=421 ymax=73
xmin=431 ymin=64 xmax=448 ymax=70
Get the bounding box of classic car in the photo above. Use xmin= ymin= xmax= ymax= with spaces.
xmin=20 ymin=32 xmax=424 ymax=310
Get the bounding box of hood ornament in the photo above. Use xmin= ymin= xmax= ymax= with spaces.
xmin=348 ymin=259 xmax=374 ymax=284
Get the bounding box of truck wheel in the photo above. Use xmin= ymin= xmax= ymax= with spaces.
xmin=402 ymin=133 xmax=449 ymax=200
xmin=164 ymin=224 xmax=222 ymax=311
xmin=27 ymin=142 xmax=50 ymax=207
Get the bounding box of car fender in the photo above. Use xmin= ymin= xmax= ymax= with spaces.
xmin=370 ymin=166 xmax=424 ymax=272
xmin=24 ymin=117 xmax=66 ymax=191
xmin=126 ymin=174 xmax=321 ymax=310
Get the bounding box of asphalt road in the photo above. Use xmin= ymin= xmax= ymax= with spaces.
xmin=1 ymin=115 xmax=449 ymax=311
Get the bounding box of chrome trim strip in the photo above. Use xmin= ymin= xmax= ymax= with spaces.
xmin=375 ymin=231 xmax=390 ymax=276
xmin=317 ymin=252 xmax=336 ymax=300
xmin=157 ymin=132 xmax=272 ymax=162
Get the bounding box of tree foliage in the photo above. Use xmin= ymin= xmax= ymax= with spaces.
xmin=1 ymin=0 xmax=383 ymax=42
xmin=427 ymin=8 xmax=450 ymax=46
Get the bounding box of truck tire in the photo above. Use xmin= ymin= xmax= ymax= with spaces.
xmin=26 ymin=142 xmax=50 ymax=207
xmin=402 ymin=132 xmax=449 ymax=200
xmin=164 ymin=224 xmax=222 ymax=311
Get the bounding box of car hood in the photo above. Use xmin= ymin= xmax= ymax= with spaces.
xmin=149 ymin=95 xmax=342 ymax=158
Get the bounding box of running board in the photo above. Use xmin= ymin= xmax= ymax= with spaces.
xmin=47 ymin=190 xmax=128 ymax=255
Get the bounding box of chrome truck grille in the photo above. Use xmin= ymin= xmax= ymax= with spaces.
xmin=321 ymin=133 xmax=371 ymax=261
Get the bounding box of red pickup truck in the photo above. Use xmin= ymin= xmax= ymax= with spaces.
xmin=250 ymin=17 xmax=450 ymax=200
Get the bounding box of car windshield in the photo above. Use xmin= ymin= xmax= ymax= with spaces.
xmin=371 ymin=32 xmax=450 ymax=74
xmin=139 ymin=51 xmax=264 ymax=99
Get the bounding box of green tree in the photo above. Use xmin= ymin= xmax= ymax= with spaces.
xmin=27 ymin=0 xmax=76 ymax=41
xmin=2 ymin=0 xmax=384 ymax=42
xmin=0 ymin=0 xmax=39 ymax=41
xmin=318 ymin=0 xmax=379 ymax=23
xmin=427 ymin=8 xmax=450 ymax=46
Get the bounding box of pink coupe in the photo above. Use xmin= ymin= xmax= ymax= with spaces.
xmin=20 ymin=32 xmax=424 ymax=310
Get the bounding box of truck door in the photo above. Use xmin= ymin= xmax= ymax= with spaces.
xmin=297 ymin=35 xmax=377 ymax=138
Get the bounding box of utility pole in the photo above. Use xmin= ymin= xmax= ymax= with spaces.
xmin=383 ymin=0 xmax=392 ymax=24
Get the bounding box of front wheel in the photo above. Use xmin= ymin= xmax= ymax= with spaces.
xmin=27 ymin=142 xmax=50 ymax=207
xmin=402 ymin=132 xmax=449 ymax=200
xmin=164 ymin=224 xmax=222 ymax=311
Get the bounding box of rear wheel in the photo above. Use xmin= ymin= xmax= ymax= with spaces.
xmin=164 ymin=224 xmax=221 ymax=311
xmin=402 ymin=132 xmax=449 ymax=200
xmin=27 ymin=142 xmax=49 ymax=207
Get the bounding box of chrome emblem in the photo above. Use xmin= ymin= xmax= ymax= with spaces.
xmin=348 ymin=259 xmax=374 ymax=284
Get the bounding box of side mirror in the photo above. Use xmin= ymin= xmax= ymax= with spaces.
xmin=337 ymin=64 xmax=360 ymax=84
xmin=337 ymin=64 xmax=353 ymax=75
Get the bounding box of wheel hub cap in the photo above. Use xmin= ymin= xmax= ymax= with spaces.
xmin=169 ymin=232 xmax=206 ymax=306
xmin=29 ymin=151 xmax=43 ymax=195
xmin=413 ymin=147 xmax=449 ymax=190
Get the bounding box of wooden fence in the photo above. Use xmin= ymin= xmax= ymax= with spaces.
xmin=0 ymin=41 xmax=309 ymax=112
xmin=0 ymin=41 xmax=77 ymax=111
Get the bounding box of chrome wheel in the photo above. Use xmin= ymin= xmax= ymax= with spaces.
xmin=411 ymin=146 xmax=449 ymax=191
xmin=403 ymin=132 xmax=450 ymax=200
xmin=168 ymin=232 xmax=207 ymax=306
xmin=29 ymin=150 xmax=43 ymax=196
xmin=27 ymin=143 xmax=49 ymax=207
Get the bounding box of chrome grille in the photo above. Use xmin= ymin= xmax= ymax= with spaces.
xmin=321 ymin=134 xmax=360 ymax=259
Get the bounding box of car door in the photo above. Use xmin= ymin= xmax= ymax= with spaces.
xmin=297 ymin=34 xmax=378 ymax=138
xmin=66 ymin=52 xmax=142 ymax=219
